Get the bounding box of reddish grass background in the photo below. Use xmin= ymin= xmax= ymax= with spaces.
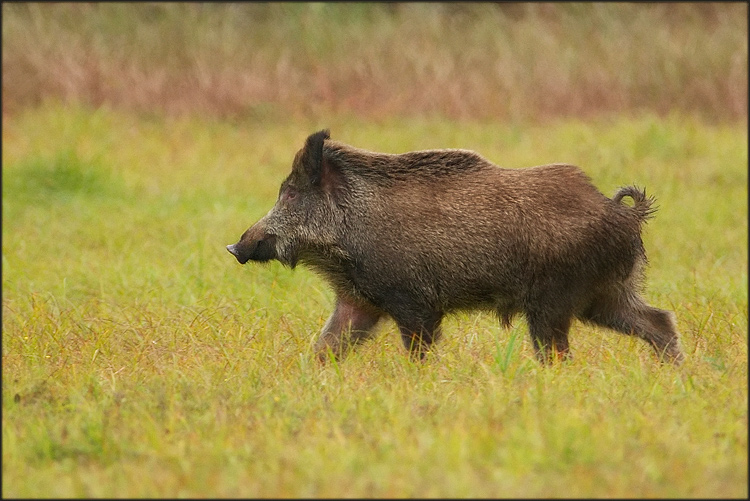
xmin=2 ymin=2 xmax=747 ymax=121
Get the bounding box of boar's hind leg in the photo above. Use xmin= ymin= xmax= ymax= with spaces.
xmin=314 ymin=296 xmax=383 ymax=362
xmin=525 ymin=310 xmax=572 ymax=364
xmin=580 ymin=293 xmax=684 ymax=364
xmin=395 ymin=312 xmax=443 ymax=361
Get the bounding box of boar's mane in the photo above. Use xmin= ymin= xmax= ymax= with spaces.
xmin=323 ymin=141 xmax=489 ymax=184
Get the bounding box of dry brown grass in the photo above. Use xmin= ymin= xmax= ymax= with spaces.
xmin=2 ymin=3 xmax=747 ymax=121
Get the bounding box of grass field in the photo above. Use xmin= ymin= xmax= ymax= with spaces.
xmin=2 ymin=103 xmax=747 ymax=497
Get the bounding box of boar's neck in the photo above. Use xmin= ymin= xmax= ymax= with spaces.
xmin=298 ymin=244 xmax=351 ymax=278
xmin=298 ymin=243 xmax=378 ymax=303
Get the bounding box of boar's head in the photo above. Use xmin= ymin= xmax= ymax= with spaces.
xmin=227 ymin=129 xmax=347 ymax=269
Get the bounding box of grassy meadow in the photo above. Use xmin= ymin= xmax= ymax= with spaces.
xmin=2 ymin=2 xmax=748 ymax=499
xmin=2 ymin=104 xmax=747 ymax=498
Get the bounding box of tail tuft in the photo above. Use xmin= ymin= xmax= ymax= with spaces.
xmin=613 ymin=186 xmax=657 ymax=221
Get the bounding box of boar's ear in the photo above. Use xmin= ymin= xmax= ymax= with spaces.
xmin=301 ymin=129 xmax=346 ymax=197
xmin=301 ymin=129 xmax=330 ymax=186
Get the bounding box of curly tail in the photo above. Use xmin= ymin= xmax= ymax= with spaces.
xmin=613 ymin=186 xmax=657 ymax=222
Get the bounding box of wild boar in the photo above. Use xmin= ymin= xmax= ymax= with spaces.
xmin=227 ymin=130 xmax=683 ymax=365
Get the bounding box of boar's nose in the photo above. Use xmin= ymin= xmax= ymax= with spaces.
xmin=226 ymin=243 xmax=248 ymax=264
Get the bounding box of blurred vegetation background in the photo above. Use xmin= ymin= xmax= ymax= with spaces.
xmin=2 ymin=2 xmax=747 ymax=122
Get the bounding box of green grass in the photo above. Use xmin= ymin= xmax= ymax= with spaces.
xmin=2 ymin=104 xmax=747 ymax=497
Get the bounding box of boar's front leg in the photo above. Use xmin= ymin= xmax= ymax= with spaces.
xmin=314 ymin=296 xmax=383 ymax=362
xmin=394 ymin=311 xmax=444 ymax=361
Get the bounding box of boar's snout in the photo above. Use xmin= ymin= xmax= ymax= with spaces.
xmin=225 ymin=243 xmax=249 ymax=264
xmin=226 ymin=226 xmax=278 ymax=265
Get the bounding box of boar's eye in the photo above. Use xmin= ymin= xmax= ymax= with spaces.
xmin=281 ymin=186 xmax=298 ymax=203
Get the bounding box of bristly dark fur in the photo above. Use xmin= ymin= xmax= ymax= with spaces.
xmin=323 ymin=141 xmax=489 ymax=183
xmin=227 ymin=129 xmax=684 ymax=366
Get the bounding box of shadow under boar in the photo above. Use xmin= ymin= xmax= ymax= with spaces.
xmin=227 ymin=130 xmax=683 ymax=365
